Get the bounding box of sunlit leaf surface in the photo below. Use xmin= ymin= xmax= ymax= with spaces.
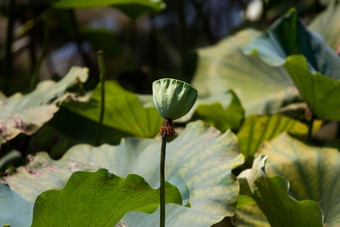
xmin=192 ymin=29 xmax=296 ymax=116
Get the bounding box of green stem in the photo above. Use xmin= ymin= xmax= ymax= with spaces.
xmin=308 ymin=113 xmax=314 ymax=141
xmin=3 ymin=0 xmax=16 ymax=95
xmin=160 ymin=132 xmax=167 ymax=227
xmin=30 ymin=12 xmax=50 ymax=90
xmin=95 ymin=51 xmax=106 ymax=146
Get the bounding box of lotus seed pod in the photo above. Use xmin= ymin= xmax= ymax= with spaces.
xmin=152 ymin=78 xmax=198 ymax=120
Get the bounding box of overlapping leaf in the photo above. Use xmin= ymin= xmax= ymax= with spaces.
xmin=237 ymin=155 xmax=322 ymax=227
xmin=237 ymin=133 xmax=340 ymax=226
xmin=262 ymin=133 xmax=340 ymax=226
xmin=285 ymin=55 xmax=340 ymax=121
xmin=2 ymin=121 xmax=244 ymax=226
xmin=0 ymin=67 xmax=88 ymax=144
xmin=192 ymin=28 xmax=297 ymax=116
xmin=31 ymin=169 xmax=185 ymax=227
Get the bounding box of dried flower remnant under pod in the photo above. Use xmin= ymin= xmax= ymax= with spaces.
xmin=152 ymin=78 xmax=198 ymax=136
xmin=152 ymin=78 xmax=197 ymax=227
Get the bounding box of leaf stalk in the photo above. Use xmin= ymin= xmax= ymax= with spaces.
xmin=160 ymin=132 xmax=167 ymax=227
xmin=95 ymin=50 xmax=106 ymax=146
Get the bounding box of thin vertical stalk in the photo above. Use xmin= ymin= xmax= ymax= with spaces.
xmin=30 ymin=12 xmax=50 ymax=90
xmin=95 ymin=51 xmax=106 ymax=146
xmin=160 ymin=132 xmax=167 ymax=227
xmin=3 ymin=0 xmax=16 ymax=95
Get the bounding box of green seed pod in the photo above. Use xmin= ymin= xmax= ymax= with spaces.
xmin=152 ymin=78 xmax=198 ymax=120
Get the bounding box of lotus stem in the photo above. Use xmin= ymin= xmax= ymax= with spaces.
xmin=160 ymin=131 xmax=167 ymax=227
xmin=95 ymin=50 xmax=106 ymax=146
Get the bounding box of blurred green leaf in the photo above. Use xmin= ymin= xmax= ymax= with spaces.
xmin=64 ymin=81 xmax=163 ymax=138
xmin=310 ymin=0 xmax=340 ymax=51
xmin=0 ymin=67 xmax=88 ymax=145
xmin=31 ymin=169 xmax=186 ymax=226
xmin=244 ymin=8 xmax=340 ymax=121
xmin=53 ymin=0 xmax=165 ymax=18
xmin=237 ymin=114 xmax=309 ymax=160
xmin=237 ymin=155 xmax=323 ymax=227
xmin=285 ymin=55 xmax=340 ymax=121
xmin=192 ymin=90 xmax=245 ymax=131
xmin=192 ymin=29 xmax=297 ymax=116
xmin=0 ymin=184 xmax=33 ymax=227
xmin=2 ymin=121 xmax=244 ymax=226
xmin=244 ymin=8 xmax=340 ymax=77
xmin=81 ymin=28 xmax=122 ymax=56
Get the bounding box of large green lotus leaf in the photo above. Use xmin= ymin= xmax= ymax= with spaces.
xmin=285 ymin=55 xmax=340 ymax=121
xmin=31 ymin=169 xmax=185 ymax=227
xmin=191 ymin=28 xmax=297 ymax=116
xmin=237 ymin=155 xmax=323 ymax=227
xmin=309 ymin=0 xmax=340 ymax=51
xmin=0 ymin=67 xmax=88 ymax=144
xmin=191 ymin=90 xmax=245 ymax=132
xmin=237 ymin=114 xmax=309 ymax=160
xmin=2 ymin=121 xmax=244 ymax=226
xmin=0 ymin=183 xmax=33 ymax=227
xmin=260 ymin=133 xmax=340 ymax=226
xmin=244 ymin=8 xmax=340 ymax=78
xmin=64 ymin=80 xmax=163 ymax=138
xmin=53 ymin=0 xmax=165 ymax=18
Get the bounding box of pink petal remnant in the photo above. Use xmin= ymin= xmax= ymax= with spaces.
xmin=0 ymin=121 xmax=6 ymax=135
xmin=44 ymin=163 xmax=60 ymax=173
